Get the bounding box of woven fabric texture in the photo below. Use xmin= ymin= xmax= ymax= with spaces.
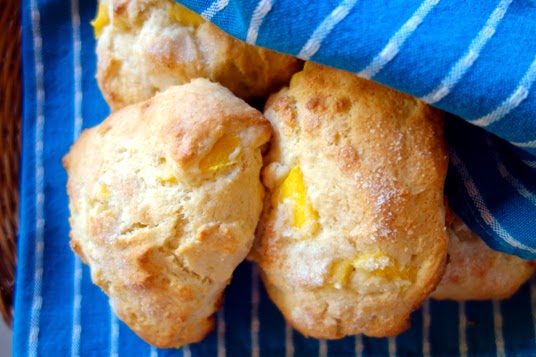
xmin=14 ymin=0 xmax=536 ymax=356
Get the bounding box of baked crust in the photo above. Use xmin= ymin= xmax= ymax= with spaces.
xmin=64 ymin=80 xmax=271 ymax=347
xmin=432 ymin=209 xmax=535 ymax=301
xmin=252 ymin=63 xmax=449 ymax=339
xmin=95 ymin=0 xmax=302 ymax=110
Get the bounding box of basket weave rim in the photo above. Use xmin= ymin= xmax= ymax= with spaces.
xmin=0 ymin=0 xmax=21 ymax=327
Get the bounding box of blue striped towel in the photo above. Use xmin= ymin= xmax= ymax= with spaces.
xmin=14 ymin=0 xmax=536 ymax=356
xmin=177 ymin=0 xmax=536 ymax=259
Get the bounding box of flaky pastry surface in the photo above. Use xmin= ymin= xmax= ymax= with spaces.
xmin=64 ymin=80 xmax=271 ymax=347
xmin=432 ymin=209 xmax=535 ymax=301
xmin=252 ymin=63 xmax=449 ymax=339
xmin=95 ymin=0 xmax=302 ymax=110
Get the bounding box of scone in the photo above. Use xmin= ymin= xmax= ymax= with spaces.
xmin=432 ymin=208 xmax=536 ymax=301
xmin=94 ymin=0 xmax=302 ymax=110
xmin=63 ymin=80 xmax=271 ymax=348
xmin=252 ymin=63 xmax=449 ymax=339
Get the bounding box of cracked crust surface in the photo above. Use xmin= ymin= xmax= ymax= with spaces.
xmin=432 ymin=209 xmax=536 ymax=301
xmin=64 ymin=80 xmax=271 ymax=348
xmin=96 ymin=0 xmax=302 ymax=110
xmin=252 ymin=63 xmax=449 ymax=339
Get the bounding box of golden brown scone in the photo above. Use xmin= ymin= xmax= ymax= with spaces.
xmin=431 ymin=208 xmax=536 ymax=301
xmin=252 ymin=63 xmax=449 ymax=339
xmin=93 ymin=0 xmax=302 ymax=110
xmin=63 ymin=80 xmax=271 ymax=348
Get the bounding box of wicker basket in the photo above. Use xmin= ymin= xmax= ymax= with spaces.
xmin=0 ymin=0 xmax=21 ymax=327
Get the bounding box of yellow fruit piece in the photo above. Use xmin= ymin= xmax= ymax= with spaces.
xmin=289 ymin=70 xmax=303 ymax=88
xmin=91 ymin=4 xmax=110 ymax=39
xmin=158 ymin=175 xmax=177 ymax=185
xmin=170 ymin=3 xmax=205 ymax=27
xmin=98 ymin=184 xmax=110 ymax=199
xmin=353 ymin=253 xmax=415 ymax=282
xmin=200 ymin=135 xmax=242 ymax=173
xmin=303 ymin=61 xmax=314 ymax=71
xmin=330 ymin=260 xmax=354 ymax=289
xmin=290 ymin=62 xmax=315 ymax=87
xmin=92 ymin=184 xmax=111 ymax=212
xmin=279 ymin=167 xmax=318 ymax=228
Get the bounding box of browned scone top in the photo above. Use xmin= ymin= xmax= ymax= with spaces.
xmin=95 ymin=0 xmax=303 ymax=110
xmin=252 ymin=62 xmax=449 ymax=339
xmin=63 ymin=80 xmax=271 ymax=348
xmin=432 ymin=209 xmax=536 ymax=301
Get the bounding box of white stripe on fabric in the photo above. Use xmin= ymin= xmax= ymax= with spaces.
xmin=285 ymin=322 xmax=294 ymax=357
xmin=421 ymin=0 xmax=512 ymax=104
xmin=201 ymin=0 xmax=230 ymax=21
xmin=71 ymin=258 xmax=82 ymax=357
xmin=217 ymin=309 xmax=226 ymax=357
xmin=450 ymin=148 xmax=536 ymax=254
xmin=110 ymin=310 xmax=119 ymax=357
xmin=422 ymin=299 xmax=431 ymax=357
xmin=182 ymin=345 xmax=191 ymax=357
xmin=71 ymin=0 xmax=82 ymax=139
xmin=522 ymin=160 xmax=536 ymax=169
xmin=471 ymin=55 xmax=536 ymax=127
xmin=459 ymin=302 xmax=468 ymax=357
xmin=29 ymin=0 xmax=46 ymax=355
xmin=512 ymin=139 xmax=536 ymax=149
xmin=319 ymin=339 xmax=327 ymax=357
xmin=492 ymin=300 xmax=505 ymax=356
xmin=489 ymin=137 xmax=536 ymax=206
xmin=357 ymin=0 xmax=440 ymax=79
xmin=70 ymin=0 xmax=83 ymax=355
xmin=388 ymin=337 xmax=396 ymax=357
xmin=246 ymin=0 xmax=273 ymax=45
xmin=297 ymin=0 xmax=359 ymax=60
xmin=251 ymin=265 xmax=260 ymax=357
xmin=497 ymin=161 xmax=536 ymax=205
xmin=149 ymin=346 xmax=158 ymax=357
xmin=354 ymin=334 xmax=363 ymax=357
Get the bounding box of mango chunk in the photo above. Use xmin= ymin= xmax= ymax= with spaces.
xmin=279 ymin=167 xmax=318 ymax=228
xmin=289 ymin=71 xmax=303 ymax=88
xmin=354 ymin=253 xmax=415 ymax=282
xmin=289 ymin=62 xmax=315 ymax=88
xmin=330 ymin=260 xmax=354 ymax=289
xmin=158 ymin=175 xmax=177 ymax=186
xmin=170 ymin=3 xmax=205 ymax=27
xmin=91 ymin=183 xmax=111 ymax=213
xmin=98 ymin=184 xmax=110 ymax=199
xmin=91 ymin=4 xmax=110 ymax=39
xmin=200 ymin=135 xmax=242 ymax=173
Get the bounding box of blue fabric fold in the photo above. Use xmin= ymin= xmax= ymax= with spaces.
xmin=177 ymin=0 xmax=536 ymax=258
xmin=14 ymin=0 xmax=536 ymax=356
